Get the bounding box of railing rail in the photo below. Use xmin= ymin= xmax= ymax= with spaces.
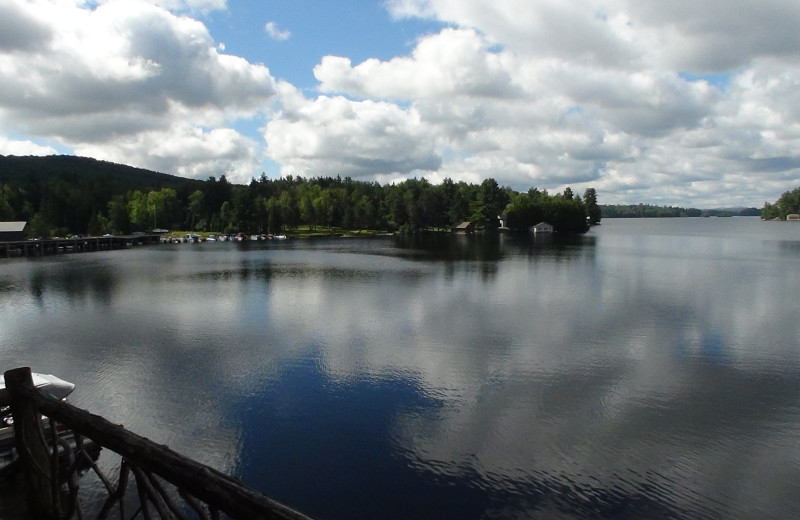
xmin=3 ymin=367 xmax=313 ymax=520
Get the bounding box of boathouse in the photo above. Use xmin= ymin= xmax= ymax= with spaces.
xmin=452 ymin=221 xmax=474 ymax=234
xmin=787 ymin=214 xmax=800 ymax=221
xmin=0 ymin=221 xmax=26 ymax=241
xmin=531 ymin=222 xmax=554 ymax=234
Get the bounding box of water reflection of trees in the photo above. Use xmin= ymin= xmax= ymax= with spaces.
xmin=392 ymin=233 xmax=597 ymax=262
xmin=27 ymin=262 xmax=119 ymax=307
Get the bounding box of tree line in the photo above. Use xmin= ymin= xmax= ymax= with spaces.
xmin=0 ymin=155 xmax=599 ymax=237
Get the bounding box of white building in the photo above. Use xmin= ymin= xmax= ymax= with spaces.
xmin=531 ymin=222 xmax=554 ymax=234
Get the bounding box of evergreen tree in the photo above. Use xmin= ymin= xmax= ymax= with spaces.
xmin=583 ymin=188 xmax=601 ymax=225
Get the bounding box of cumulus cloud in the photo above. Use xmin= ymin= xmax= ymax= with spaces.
xmin=148 ymin=0 xmax=228 ymax=15
xmin=294 ymin=0 xmax=800 ymax=205
xmin=386 ymin=0 xmax=637 ymax=67
xmin=0 ymin=137 xmax=58 ymax=156
xmin=76 ymin=122 xmax=263 ymax=182
xmin=0 ymin=0 xmax=54 ymax=52
xmin=3 ymin=0 xmax=800 ymax=206
xmin=265 ymin=83 xmax=440 ymax=179
xmin=315 ymin=28 xmax=520 ymax=100
xmin=619 ymin=0 xmax=800 ymax=72
xmin=0 ymin=0 xmax=275 ymax=182
xmin=264 ymin=21 xmax=291 ymax=41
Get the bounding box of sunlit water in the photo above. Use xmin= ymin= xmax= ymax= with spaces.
xmin=1 ymin=218 xmax=799 ymax=519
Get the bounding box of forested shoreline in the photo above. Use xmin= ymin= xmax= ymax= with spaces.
xmin=761 ymin=187 xmax=800 ymax=220
xmin=1 ymin=155 xmax=597 ymax=237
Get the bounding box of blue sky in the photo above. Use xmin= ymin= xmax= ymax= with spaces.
xmin=1 ymin=0 xmax=800 ymax=208
xmin=206 ymin=1 xmax=444 ymax=88
xmin=201 ymin=0 xmax=445 ymax=174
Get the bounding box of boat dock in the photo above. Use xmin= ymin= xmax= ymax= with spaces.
xmin=0 ymin=234 xmax=161 ymax=258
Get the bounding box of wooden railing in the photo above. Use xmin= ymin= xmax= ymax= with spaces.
xmin=3 ymin=367 xmax=314 ymax=520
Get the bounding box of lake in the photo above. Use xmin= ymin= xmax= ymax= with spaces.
xmin=1 ymin=217 xmax=799 ymax=519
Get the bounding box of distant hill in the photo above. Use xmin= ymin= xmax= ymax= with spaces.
xmin=0 ymin=154 xmax=203 ymax=194
xmin=601 ymin=204 xmax=761 ymax=218
xmin=707 ymin=207 xmax=761 ymax=217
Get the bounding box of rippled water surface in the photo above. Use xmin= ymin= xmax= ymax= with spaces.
xmin=1 ymin=218 xmax=800 ymax=519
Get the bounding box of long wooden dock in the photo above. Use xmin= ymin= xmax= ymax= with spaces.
xmin=0 ymin=234 xmax=161 ymax=258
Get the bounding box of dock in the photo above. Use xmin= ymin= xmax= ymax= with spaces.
xmin=0 ymin=234 xmax=161 ymax=259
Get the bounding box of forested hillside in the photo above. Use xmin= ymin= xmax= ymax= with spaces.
xmin=0 ymin=155 xmax=597 ymax=237
xmin=601 ymin=204 xmax=760 ymax=218
xmin=0 ymin=155 xmax=200 ymax=191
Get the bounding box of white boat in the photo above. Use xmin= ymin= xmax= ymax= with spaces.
xmin=1 ymin=373 xmax=99 ymax=481
xmin=0 ymin=372 xmax=74 ymax=406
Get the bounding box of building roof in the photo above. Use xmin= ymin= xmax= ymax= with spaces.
xmin=0 ymin=221 xmax=27 ymax=232
xmin=531 ymin=222 xmax=554 ymax=233
xmin=453 ymin=221 xmax=472 ymax=230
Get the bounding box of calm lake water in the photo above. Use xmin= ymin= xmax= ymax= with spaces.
xmin=1 ymin=218 xmax=799 ymax=519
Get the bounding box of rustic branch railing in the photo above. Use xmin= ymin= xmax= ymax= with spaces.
xmin=4 ymin=367 xmax=314 ymax=520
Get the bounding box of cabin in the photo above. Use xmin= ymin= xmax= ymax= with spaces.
xmin=0 ymin=221 xmax=27 ymax=242
xmin=451 ymin=221 xmax=474 ymax=234
xmin=531 ymin=222 xmax=554 ymax=234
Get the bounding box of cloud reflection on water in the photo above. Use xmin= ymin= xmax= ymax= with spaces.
xmin=0 ymin=222 xmax=799 ymax=518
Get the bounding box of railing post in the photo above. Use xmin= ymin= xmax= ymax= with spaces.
xmin=4 ymin=367 xmax=58 ymax=519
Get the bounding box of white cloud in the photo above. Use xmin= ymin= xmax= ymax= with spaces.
xmin=618 ymin=0 xmax=800 ymax=72
xmin=75 ymin=123 xmax=263 ymax=183
xmin=264 ymin=21 xmax=291 ymax=41
xmin=0 ymin=137 xmax=58 ymax=156
xmin=387 ymin=0 xmax=637 ymax=67
xmin=3 ymin=0 xmax=800 ymax=207
xmin=0 ymin=0 xmax=275 ymax=181
xmin=142 ymin=0 xmax=228 ymax=15
xmin=291 ymin=0 xmax=800 ymax=206
xmin=315 ymin=28 xmax=520 ymax=101
xmin=265 ymin=84 xmax=440 ymax=179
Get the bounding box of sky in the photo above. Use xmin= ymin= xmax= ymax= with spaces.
xmin=2 ymin=0 xmax=800 ymax=208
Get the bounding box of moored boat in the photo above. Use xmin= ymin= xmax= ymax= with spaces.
xmin=0 ymin=373 xmax=100 ymax=482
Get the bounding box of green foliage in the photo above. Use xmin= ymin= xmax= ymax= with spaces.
xmin=583 ymin=188 xmax=601 ymax=225
xmin=761 ymin=202 xmax=779 ymax=220
xmin=763 ymin=187 xmax=800 ymax=220
xmin=601 ymin=204 xmax=702 ymax=218
xmin=108 ymin=197 xmax=131 ymax=235
xmin=0 ymin=184 xmax=19 ymax=220
xmin=504 ymin=187 xmax=590 ymax=233
xmin=87 ymin=212 xmax=110 ymax=236
xmin=0 ymin=154 xmax=601 ymax=236
xmin=188 ymin=190 xmax=204 ymax=230
xmin=471 ymin=178 xmax=510 ymax=230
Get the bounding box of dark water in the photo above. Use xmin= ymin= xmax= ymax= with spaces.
xmin=1 ymin=218 xmax=799 ymax=519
